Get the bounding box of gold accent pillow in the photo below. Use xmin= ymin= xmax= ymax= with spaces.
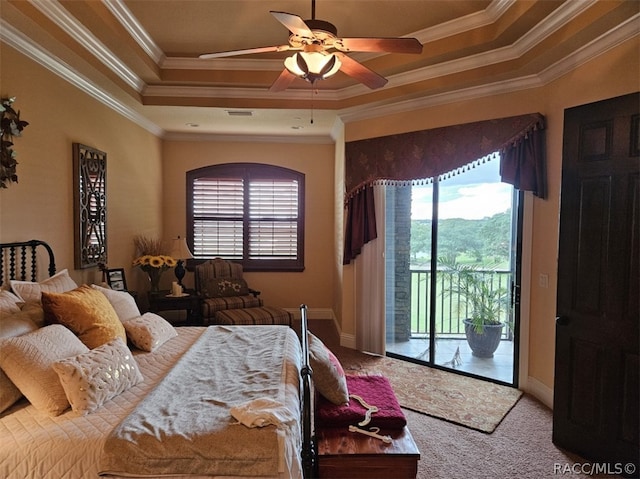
xmin=42 ymin=285 xmax=126 ymax=349
xmin=53 ymin=337 xmax=143 ymax=415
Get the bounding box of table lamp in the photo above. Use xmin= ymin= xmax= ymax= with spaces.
xmin=169 ymin=236 xmax=194 ymax=287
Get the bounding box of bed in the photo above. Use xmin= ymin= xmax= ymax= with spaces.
xmin=0 ymin=240 xmax=315 ymax=479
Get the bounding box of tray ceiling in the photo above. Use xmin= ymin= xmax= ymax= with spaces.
xmin=1 ymin=0 xmax=638 ymax=139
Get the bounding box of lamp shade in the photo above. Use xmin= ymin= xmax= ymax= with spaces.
xmin=284 ymin=51 xmax=341 ymax=83
xmin=169 ymin=236 xmax=193 ymax=260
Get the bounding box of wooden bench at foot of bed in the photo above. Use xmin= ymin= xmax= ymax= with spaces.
xmin=316 ymin=425 xmax=420 ymax=479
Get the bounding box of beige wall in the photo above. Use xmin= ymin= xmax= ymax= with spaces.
xmin=0 ymin=45 xmax=163 ymax=290
xmin=343 ymin=36 xmax=640 ymax=399
xmin=161 ymin=139 xmax=336 ymax=310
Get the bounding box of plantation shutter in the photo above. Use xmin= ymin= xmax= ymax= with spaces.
xmin=192 ymin=177 xmax=244 ymax=259
xmin=249 ymin=179 xmax=299 ymax=260
xmin=187 ymin=163 xmax=305 ymax=271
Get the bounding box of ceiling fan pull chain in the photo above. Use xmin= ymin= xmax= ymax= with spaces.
xmin=310 ymin=86 xmax=314 ymax=124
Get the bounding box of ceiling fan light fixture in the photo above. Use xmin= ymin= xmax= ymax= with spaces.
xmin=284 ymin=51 xmax=341 ymax=83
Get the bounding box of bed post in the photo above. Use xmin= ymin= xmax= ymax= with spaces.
xmin=299 ymin=304 xmax=316 ymax=478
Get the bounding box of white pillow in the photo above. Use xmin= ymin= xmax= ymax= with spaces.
xmin=10 ymin=269 xmax=78 ymax=304
xmin=308 ymin=332 xmax=349 ymax=405
xmin=0 ymin=290 xmax=23 ymax=315
xmin=123 ymin=313 xmax=177 ymax=352
xmin=53 ymin=337 xmax=143 ymax=415
xmin=90 ymin=284 xmax=140 ymax=322
xmin=0 ymin=371 xmax=22 ymax=414
xmin=0 ymin=310 xmax=39 ymax=413
xmin=0 ymin=324 xmax=89 ymax=416
xmin=0 ymin=311 xmax=38 ymax=339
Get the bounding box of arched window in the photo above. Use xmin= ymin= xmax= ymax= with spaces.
xmin=187 ymin=163 xmax=305 ymax=271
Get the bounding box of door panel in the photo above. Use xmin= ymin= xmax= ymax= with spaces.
xmin=554 ymin=92 xmax=639 ymax=473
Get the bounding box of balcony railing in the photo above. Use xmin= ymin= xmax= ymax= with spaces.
xmin=410 ymin=268 xmax=513 ymax=339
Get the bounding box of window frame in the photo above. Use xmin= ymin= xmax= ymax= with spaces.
xmin=186 ymin=163 xmax=305 ymax=272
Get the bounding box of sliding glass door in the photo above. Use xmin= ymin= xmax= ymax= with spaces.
xmin=385 ymin=154 xmax=520 ymax=386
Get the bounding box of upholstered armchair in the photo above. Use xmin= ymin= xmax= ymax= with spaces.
xmin=195 ymin=258 xmax=264 ymax=324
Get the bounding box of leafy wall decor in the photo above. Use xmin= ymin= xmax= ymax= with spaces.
xmin=0 ymin=97 xmax=29 ymax=188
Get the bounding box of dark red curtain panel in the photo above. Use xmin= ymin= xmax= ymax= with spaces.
xmin=500 ymin=125 xmax=547 ymax=199
xmin=343 ymin=185 xmax=377 ymax=265
xmin=343 ymin=113 xmax=546 ymax=262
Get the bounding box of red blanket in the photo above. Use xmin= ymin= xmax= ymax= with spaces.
xmin=315 ymin=375 xmax=406 ymax=429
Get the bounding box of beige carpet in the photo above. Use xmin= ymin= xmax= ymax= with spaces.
xmin=332 ymin=345 xmax=523 ymax=434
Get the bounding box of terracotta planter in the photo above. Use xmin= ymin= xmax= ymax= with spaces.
xmin=463 ymin=319 xmax=504 ymax=358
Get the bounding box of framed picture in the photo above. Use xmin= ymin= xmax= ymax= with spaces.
xmin=106 ymin=268 xmax=127 ymax=291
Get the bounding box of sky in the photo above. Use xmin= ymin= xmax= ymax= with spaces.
xmin=411 ymin=156 xmax=513 ymax=220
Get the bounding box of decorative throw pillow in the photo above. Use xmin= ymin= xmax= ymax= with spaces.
xmin=18 ymin=302 xmax=45 ymax=327
xmin=0 ymin=370 xmax=22 ymax=414
xmin=123 ymin=312 xmax=177 ymax=352
xmin=0 ymin=290 xmax=23 ymax=315
xmin=0 ymin=324 xmax=89 ymax=416
xmin=53 ymin=337 xmax=143 ymax=415
xmin=308 ymin=332 xmax=349 ymax=405
xmin=90 ymin=284 xmax=141 ymax=322
xmin=203 ymin=278 xmax=250 ymax=298
xmin=42 ymin=285 xmax=126 ymax=349
xmin=0 ymin=311 xmax=39 ymax=339
xmin=10 ymin=269 xmax=78 ymax=304
xmin=0 ymin=310 xmax=39 ymax=413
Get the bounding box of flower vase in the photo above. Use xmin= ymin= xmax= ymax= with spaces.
xmin=147 ymin=269 xmax=162 ymax=293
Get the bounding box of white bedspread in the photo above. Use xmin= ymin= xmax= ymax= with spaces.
xmin=0 ymin=326 xmax=303 ymax=479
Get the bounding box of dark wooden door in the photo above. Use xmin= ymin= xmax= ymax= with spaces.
xmin=554 ymin=92 xmax=639 ymax=476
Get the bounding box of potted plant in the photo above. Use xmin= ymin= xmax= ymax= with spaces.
xmin=440 ymin=259 xmax=512 ymax=358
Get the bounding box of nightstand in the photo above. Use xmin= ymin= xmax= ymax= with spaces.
xmin=147 ymin=290 xmax=202 ymax=326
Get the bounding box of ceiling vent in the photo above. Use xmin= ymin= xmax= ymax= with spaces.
xmin=226 ymin=110 xmax=253 ymax=117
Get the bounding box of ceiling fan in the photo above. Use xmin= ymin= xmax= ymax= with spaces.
xmin=199 ymin=0 xmax=423 ymax=92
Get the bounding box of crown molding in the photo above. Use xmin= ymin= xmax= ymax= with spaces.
xmin=0 ymin=19 xmax=164 ymax=137
xmin=339 ymin=14 xmax=640 ymax=124
xmin=29 ymin=0 xmax=144 ymax=92
xmin=102 ymin=0 xmax=165 ymax=63
xmin=162 ymin=131 xmax=335 ymax=144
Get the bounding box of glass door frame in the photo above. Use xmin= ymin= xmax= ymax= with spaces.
xmin=385 ymin=180 xmax=523 ymax=388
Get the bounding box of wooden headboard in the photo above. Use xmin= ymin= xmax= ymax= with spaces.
xmin=0 ymin=240 xmax=56 ymax=285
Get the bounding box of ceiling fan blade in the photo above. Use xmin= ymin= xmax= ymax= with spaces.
xmin=335 ymin=52 xmax=388 ymax=89
xmin=337 ymin=37 xmax=423 ymax=54
xmin=269 ymin=68 xmax=297 ymax=92
xmin=199 ymin=45 xmax=291 ymax=60
xmin=270 ymin=11 xmax=315 ymax=39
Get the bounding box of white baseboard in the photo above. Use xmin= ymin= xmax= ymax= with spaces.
xmin=524 ymin=376 xmax=554 ymax=409
xmin=340 ymin=332 xmax=356 ymax=349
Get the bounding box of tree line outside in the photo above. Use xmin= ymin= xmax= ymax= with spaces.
xmin=410 ymin=210 xmax=512 ymax=269
xmin=408 ymin=210 xmax=513 ymax=336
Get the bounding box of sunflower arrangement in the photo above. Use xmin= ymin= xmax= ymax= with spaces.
xmin=132 ymin=254 xmax=177 ymax=271
xmin=132 ymin=235 xmax=177 ymax=291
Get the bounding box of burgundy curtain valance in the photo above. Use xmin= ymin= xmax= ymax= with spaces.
xmin=343 ymin=113 xmax=546 ymax=264
xmin=345 ymin=113 xmax=546 ymax=201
